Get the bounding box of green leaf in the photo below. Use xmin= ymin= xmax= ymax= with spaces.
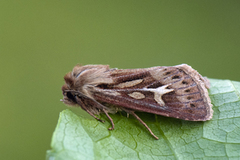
xmin=47 ymin=79 xmax=240 ymax=160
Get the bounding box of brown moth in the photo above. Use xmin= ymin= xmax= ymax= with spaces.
xmin=61 ymin=64 xmax=213 ymax=139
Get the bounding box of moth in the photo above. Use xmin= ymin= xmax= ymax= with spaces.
xmin=61 ymin=64 xmax=213 ymax=139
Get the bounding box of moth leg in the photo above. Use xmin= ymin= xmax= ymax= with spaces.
xmin=123 ymin=109 xmax=159 ymax=140
xmin=75 ymin=96 xmax=105 ymax=123
xmin=103 ymin=109 xmax=115 ymax=130
xmin=84 ymin=107 xmax=105 ymax=123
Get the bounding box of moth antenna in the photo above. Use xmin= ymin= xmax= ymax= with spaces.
xmin=75 ymin=96 xmax=105 ymax=123
xmin=103 ymin=109 xmax=115 ymax=130
xmin=123 ymin=109 xmax=159 ymax=140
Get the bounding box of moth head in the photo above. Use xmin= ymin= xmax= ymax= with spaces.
xmin=61 ymin=84 xmax=78 ymax=106
xmin=61 ymin=64 xmax=114 ymax=105
xmin=62 ymin=64 xmax=113 ymax=97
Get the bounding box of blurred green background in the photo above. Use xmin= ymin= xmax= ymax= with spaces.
xmin=1 ymin=1 xmax=240 ymax=159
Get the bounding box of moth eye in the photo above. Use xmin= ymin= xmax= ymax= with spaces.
xmin=66 ymin=92 xmax=76 ymax=102
xmin=172 ymin=75 xmax=180 ymax=79
xmin=190 ymin=104 xmax=195 ymax=107
xmin=185 ymin=89 xmax=190 ymax=92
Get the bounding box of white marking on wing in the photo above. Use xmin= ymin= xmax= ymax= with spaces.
xmin=128 ymin=92 xmax=145 ymax=99
xmin=142 ymin=85 xmax=174 ymax=106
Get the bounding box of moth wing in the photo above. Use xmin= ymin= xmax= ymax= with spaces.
xmin=92 ymin=64 xmax=213 ymax=121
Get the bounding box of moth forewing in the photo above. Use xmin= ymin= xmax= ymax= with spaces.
xmin=61 ymin=64 xmax=213 ymax=139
